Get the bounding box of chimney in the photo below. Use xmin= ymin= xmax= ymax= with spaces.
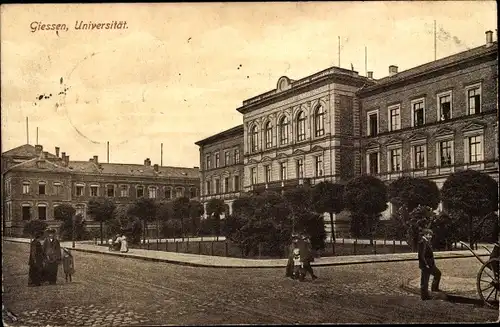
xmin=65 ymin=155 xmax=70 ymax=165
xmin=89 ymin=158 xmax=94 ymax=163
xmin=42 ymin=151 xmax=48 ymax=159
xmin=389 ymin=65 xmax=398 ymax=76
xmin=144 ymin=158 xmax=151 ymax=166
xmin=486 ymin=30 xmax=493 ymax=47
xmin=367 ymin=71 xmax=373 ymax=79
xmin=35 ymin=144 xmax=43 ymax=155
xmin=93 ymin=155 xmax=98 ymax=164
xmin=153 ymin=164 xmax=159 ymax=172
xmin=55 ymin=147 xmax=60 ymax=157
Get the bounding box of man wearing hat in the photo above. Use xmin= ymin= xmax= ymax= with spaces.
xmin=43 ymin=229 xmax=62 ymax=284
xmin=418 ymin=228 xmax=441 ymax=300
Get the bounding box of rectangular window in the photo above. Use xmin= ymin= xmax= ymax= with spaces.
xmin=107 ymin=185 xmax=115 ymax=197
xmin=22 ymin=206 xmax=31 ymax=220
xmin=234 ymin=175 xmax=240 ymax=192
xmin=315 ymin=155 xmax=323 ymax=177
xmin=439 ymin=140 xmax=453 ymax=167
xmin=265 ymin=165 xmax=271 ymax=183
xmin=215 ymin=179 xmax=220 ymax=194
xmin=176 ymin=188 xmax=184 ymax=198
xmin=38 ymin=206 xmax=47 ymax=220
xmin=38 ymin=182 xmax=46 ymax=195
xmin=296 ymin=159 xmax=304 ymax=178
xmin=412 ymin=100 xmax=425 ymax=127
xmin=388 ymin=106 xmax=400 ymax=131
xmin=164 ymin=188 xmax=171 ymax=199
xmin=280 ymin=162 xmax=287 ymax=181
xmin=148 ymin=187 xmax=156 ymax=198
xmin=206 ymin=154 xmax=211 ymax=170
xmin=389 ymin=148 xmax=402 ymax=172
xmin=224 ymin=151 xmax=230 ymax=166
xmin=90 ymin=186 xmax=98 ymax=197
xmin=368 ymin=152 xmax=379 ymax=174
xmin=413 ymin=145 xmax=426 ymax=169
xmin=120 ymin=186 xmax=129 ymax=197
xmin=368 ymin=112 xmax=378 ymax=136
xmin=438 ymin=93 xmax=452 ymax=121
xmin=251 ymin=167 xmax=257 ymax=185
xmin=468 ymin=136 xmax=482 ymax=163
xmin=137 ymin=186 xmax=144 ymax=198
xmin=22 ymin=183 xmax=30 ymax=194
xmin=54 ymin=182 xmax=62 ymax=196
xmin=76 ymin=185 xmax=84 ymax=196
xmin=467 ymin=87 xmax=481 ymax=115
xmin=224 ymin=177 xmax=230 ymax=193
xmin=206 ymin=181 xmax=211 ymax=195
xmin=215 ymin=153 xmax=220 ymax=168
xmin=190 ymin=188 xmax=197 ymax=198
xmin=234 ymin=149 xmax=240 ymax=163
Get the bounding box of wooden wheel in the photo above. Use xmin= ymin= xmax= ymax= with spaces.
xmin=477 ymin=258 xmax=500 ymax=308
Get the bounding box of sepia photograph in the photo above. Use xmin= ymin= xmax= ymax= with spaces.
xmin=1 ymin=1 xmax=499 ymax=325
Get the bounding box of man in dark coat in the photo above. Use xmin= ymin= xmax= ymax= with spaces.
xmin=418 ymin=228 xmax=441 ymax=300
xmin=299 ymin=236 xmax=318 ymax=280
xmin=28 ymin=233 xmax=45 ymax=286
xmin=43 ymin=229 xmax=62 ymax=284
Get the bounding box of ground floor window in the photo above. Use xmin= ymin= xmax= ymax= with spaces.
xmin=38 ymin=205 xmax=47 ymax=220
xmin=22 ymin=205 xmax=31 ymax=220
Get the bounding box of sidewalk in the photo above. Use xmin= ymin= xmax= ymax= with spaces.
xmin=3 ymin=237 xmax=492 ymax=269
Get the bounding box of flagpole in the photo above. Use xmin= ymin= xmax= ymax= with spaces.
xmin=338 ymin=36 xmax=341 ymax=67
xmin=434 ymin=20 xmax=437 ymax=61
xmin=365 ymin=46 xmax=367 ymax=76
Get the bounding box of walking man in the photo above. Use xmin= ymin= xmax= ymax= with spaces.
xmin=43 ymin=229 xmax=62 ymax=284
xmin=418 ymin=228 xmax=441 ymax=300
xmin=299 ymin=235 xmax=318 ymax=280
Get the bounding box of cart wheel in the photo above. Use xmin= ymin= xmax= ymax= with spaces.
xmin=477 ymin=258 xmax=499 ymax=308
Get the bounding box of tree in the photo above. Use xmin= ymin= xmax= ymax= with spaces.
xmin=172 ymin=196 xmax=190 ymax=240
xmin=23 ymin=220 xmax=48 ymax=239
xmin=311 ymin=181 xmax=344 ymax=252
xmin=205 ymin=198 xmax=225 ymax=240
xmin=188 ymin=200 xmax=204 ymax=236
xmin=283 ymin=187 xmax=312 ymax=234
xmin=156 ymin=201 xmax=173 ymax=238
xmin=128 ymin=197 xmax=157 ymax=244
xmin=388 ymin=177 xmax=440 ymax=212
xmin=54 ymin=204 xmax=80 ymax=241
xmin=344 ymin=176 xmax=388 ymax=244
xmin=110 ymin=204 xmax=142 ymax=244
xmin=441 ymin=170 xmax=499 ymax=248
xmin=87 ymin=197 xmax=116 ymax=245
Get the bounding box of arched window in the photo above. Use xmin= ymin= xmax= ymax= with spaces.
xmin=265 ymin=121 xmax=273 ymax=148
xmin=164 ymin=187 xmax=172 ymax=199
xmin=314 ymin=105 xmax=325 ymax=137
xmin=296 ymin=111 xmax=306 ymax=141
xmin=190 ymin=187 xmax=198 ymax=198
xmin=175 ymin=187 xmax=184 ymax=198
xmin=251 ymin=125 xmax=259 ymax=152
xmin=279 ymin=116 xmax=289 ymax=145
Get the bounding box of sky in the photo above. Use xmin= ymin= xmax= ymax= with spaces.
xmin=1 ymin=2 xmax=497 ymax=167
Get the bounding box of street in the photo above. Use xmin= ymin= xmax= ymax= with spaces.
xmin=2 ymin=242 xmax=497 ymax=325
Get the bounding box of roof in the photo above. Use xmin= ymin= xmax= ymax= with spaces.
xmin=3 ymin=157 xmax=71 ymax=174
xmin=2 ymin=144 xmax=57 ymax=159
xmin=358 ymin=42 xmax=498 ymax=95
xmin=195 ymin=124 xmax=244 ymax=146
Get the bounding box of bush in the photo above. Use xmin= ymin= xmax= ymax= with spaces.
xmin=59 ymin=213 xmax=86 ymax=241
xmin=23 ymin=220 xmax=48 ymax=238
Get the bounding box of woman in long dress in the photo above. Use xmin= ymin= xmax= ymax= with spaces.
xmin=119 ymin=234 xmax=129 ymax=253
xmin=28 ymin=233 xmax=45 ymax=286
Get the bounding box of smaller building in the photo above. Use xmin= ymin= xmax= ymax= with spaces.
xmin=195 ymin=125 xmax=244 ymax=215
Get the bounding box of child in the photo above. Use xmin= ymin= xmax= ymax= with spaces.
xmin=292 ymin=247 xmax=305 ymax=281
xmin=62 ymin=248 xmax=75 ymax=282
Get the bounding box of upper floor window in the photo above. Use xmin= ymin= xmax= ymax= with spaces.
xmin=234 ymin=149 xmax=240 ymax=163
xmin=466 ymin=135 xmax=483 ymax=163
xmin=438 ymin=92 xmax=452 ymax=121
xmin=53 ymin=182 xmax=62 ymax=196
xmin=90 ymin=185 xmax=98 ymax=197
xmin=412 ymin=144 xmax=426 ymax=170
xmin=411 ymin=99 xmax=425 ymax=127
xmin=438 ymin=140 xmax=453 ymax=167
xmin=76 ymin=184 xmax=84 ymax=197
xmin=280 ymin=162 xmax=287 ymax=181
xmin=205 ymin=154 xmax=212 ymax=170
xmin=314 ymin=105 xmax=325 ymax=137
xmin=224 ymin=151 xmax=230 ymax=166
xmin=38 ymin=181 xmax=46 ymax=195
xmin=107 ymin=184 xmax=115 ymax=197
xmin=190 ymin=187 xmax=197 ymax=198
xmin=176 ymin=187 xmax=184 ymax=198
xmin=296 ymin=159 xmax=304 ymax=178
xmin=296 ymin=111 xmax=306 ymax=141
xmin=148 ymin=186 xmax=157 ymax=198
xmin=466 ymin=85 xmax=481 ymax=115
xmin=205 ymin=181 xmax=211 ymax=195
xmin=234 ymin=175 xmax=240 ymax=192
xmin=264 ymin=165 xmax=271 ymax=183
xmin=367 ymin=111 xmax=378 ymax=137
xmin=215 ymin=152 xmax=220 ymax=168
xmin=215 ymin=179 xmax=221 ymax=194
xmin=224 ymin=177 xmax=230 ymax=193
xmin=388 ymin=105 xmax=401 ymax=131
xmin=367 ymin=152 xmax=379 ymax=175
xmin=265 ymin=121 xmax=273 ymax=148
xmin=136 ymin=185 xmax=144 ymax=198
xmin=164 ymin=187 xmax=171 ymax=199
xmin=22 ymin=182 xmax=30 ymax=194
xmin=315 ymin=155 xmax=323 ymax=177
xmin=251 ymin=126 xmax=259 ymax=152
xmin=279 ymin=116 xmax=289 ymax=145
xmin=388 ymin=148 xmax=402 ymax=172
xmin=250 ymin=167 xmax=257 ymax=185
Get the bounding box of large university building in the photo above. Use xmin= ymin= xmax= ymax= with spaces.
xmin=2 ymin=144 xmax=200 ymax=236
xmin=196 ymin=30 xmax=499 ymax=236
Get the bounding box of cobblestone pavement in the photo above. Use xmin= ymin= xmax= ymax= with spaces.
xmin=2 ymin=242 xmax=497 ymax=325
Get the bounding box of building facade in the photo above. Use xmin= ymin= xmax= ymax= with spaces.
xmin=196 ymin=30 xmax=498 ymax=238
xmin=2 ymin=144 xmax=200 ymax=236
xmin=195 ymin=125 xmax=244 ymax=215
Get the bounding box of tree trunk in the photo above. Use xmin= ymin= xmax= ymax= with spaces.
xmin=468 ymin=216 xmax=473 ymax=249
xmin=181 ymin=218 xmax=184 ymax=241
xmin=143 ymin=220 xmax=146 ymax=245
xmin=329 ymin=212 xmax=335 ymax=254
xmin=100 ymin=221 xmax=103 ymax=245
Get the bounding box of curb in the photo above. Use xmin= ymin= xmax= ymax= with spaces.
xmin=3 ymin=239 xmax=489 ymax=269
